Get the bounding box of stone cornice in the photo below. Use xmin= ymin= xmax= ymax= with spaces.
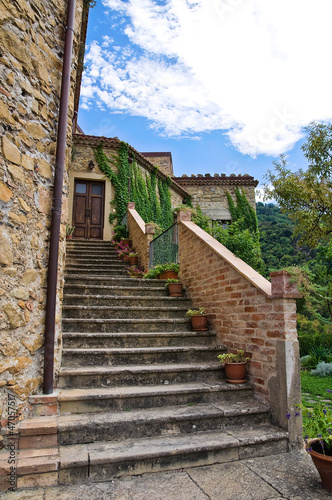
xmin=172 ymin=175 xmax=259 ymax=187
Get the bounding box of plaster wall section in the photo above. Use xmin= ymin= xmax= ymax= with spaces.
xmin=0 ymin=0 xmax=85 ymax=420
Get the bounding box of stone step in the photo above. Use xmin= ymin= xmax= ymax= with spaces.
xmin=63 ymin=294 xmax=191 ymax=308
xmin=62 ymin=331 xmax=217 ymax=349
xmin=58 ymin=362 xmax=224 ymax=388
xmin=62 ymin=305 xmax=191 ymax=320
xmin=57 ymin=401 xmax=271 ymax=445
xmin=65 ymin=260 xmax=121 ymax=268
xmin=65 ymin=265 xmax=128 ymax=274
xmin=63 ymin=284 xmax=169 ymax=297
xmin=63 ymin=276 xmax=165 ymax=288
xmin=58 ymin=425 xmax=288 ymax=483
xmin=62 ymin=317 xmax=192 ymax=333
xmin=58 ymin=382 xmax=253 ymax=413
xmin=61 ymin=345 xmax=222 ymax=367
xmin=66 ymin=241 xmax=115 ymax=248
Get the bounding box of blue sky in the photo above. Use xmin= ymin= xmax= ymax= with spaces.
xmin=78 ymin=0 xmax=332 ymax=190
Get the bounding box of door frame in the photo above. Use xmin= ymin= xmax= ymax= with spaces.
xmin=68 ymin=171 xmax=113 ymax=241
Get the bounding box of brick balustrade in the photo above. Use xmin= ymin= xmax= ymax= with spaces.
xmin=127 ymin=203 xmax=155 ymax=271
xmin=176 ymin=209 xmax=303 ymax=448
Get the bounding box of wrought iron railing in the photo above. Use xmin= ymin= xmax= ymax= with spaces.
xmin=149 ymin=223 xmax=179 ymax=268
xmin=120 ymin=212 xmax=128 ymax=230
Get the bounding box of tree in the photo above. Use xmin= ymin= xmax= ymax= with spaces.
xmin=264 ymin=122 xmax=332 ymax=247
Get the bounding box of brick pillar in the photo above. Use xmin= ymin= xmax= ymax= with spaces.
xmin=270 ymin=271 xmax=302 ymax=449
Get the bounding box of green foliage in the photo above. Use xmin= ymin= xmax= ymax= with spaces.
xmin=264 ymin=122 xmax=332 ymax=247
xmin=112 ymin=224 xmax=129 ymax=241
xmin=301 ymin=371 xmax=332 ymax=399
xmin=217 ymin=350 xmax=249 ymax=364
xmin=165 ymin=278 xmax=181 ymax=287
xmin=94 ymin=144 xmax=173 ymax=232
xmin=186 ymin=308 xmax=206 ymax=316
xmin=143 ymin=263 xmax=179 ymax=279
xmin=192 ymin=205 xmax=210 ymax=233
xmin=256 ymin=202 xmax=313 ymax=272
xmin=211 ymin=218 xmax=265 ymax=273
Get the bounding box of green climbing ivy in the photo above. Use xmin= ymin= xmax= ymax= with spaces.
xmin=94 ymin=142 xmax=173 ymax=231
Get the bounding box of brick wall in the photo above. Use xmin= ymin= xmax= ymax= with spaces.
xmin=177 ymin=212 xmax=302 ymax=446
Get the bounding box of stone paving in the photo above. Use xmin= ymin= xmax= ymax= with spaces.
xmin=1 ymin=451 xmax=332 ymax=500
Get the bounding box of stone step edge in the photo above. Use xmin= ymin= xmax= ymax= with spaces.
xmin=58 ymin=381 xmax=253 ymax=402
xmin=62 ymin=345 xmax=222 ymax=355
xmin=62 ymin=331 xmax=217 ymax=338
xmin=58 ymin=362 xmax=222 ymax=376
xmin=62 ymin=306 xmax=191 ymax=312
xmin=62 ymin=318 xmax=191 ymax=323
xmin=59 ymin=426 xmax=288 ymax=470
xmin=63 ymin=276 xmax=168 ymax=282
xmin=63 ymin=294 xmax=188 ymax=301
xmin=57 ymin=401 xmax=271 ymax=430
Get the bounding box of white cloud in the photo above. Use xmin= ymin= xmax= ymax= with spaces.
xmin=82 ymin=0 xmax=332 ymax=156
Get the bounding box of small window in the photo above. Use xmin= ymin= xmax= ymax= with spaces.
xmin=92 ymin=184 xmax=102 ymax=195
xmin=76 ymin=183 xmax=87 ymax=194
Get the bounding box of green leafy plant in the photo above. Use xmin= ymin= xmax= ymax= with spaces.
xmin=217 ymin=350 xmax=249 ymax=364
xmin=165 ymin=278 xmax=180 ymax=287
xmin=128 ymin=252 xmax=138 ymax=258
xmin=144 ymin=263 xmax=179 ymax=279
xmin=186 ymin=307 xmax=206 ymax=317
xmin=66 ymin=223 xmax=75 ymax=236
xmin=288 ymin=393 xmax=332 ymax=454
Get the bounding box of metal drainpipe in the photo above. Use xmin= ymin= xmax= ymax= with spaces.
xmin=43 ymin=0 xmax=76 ymax=394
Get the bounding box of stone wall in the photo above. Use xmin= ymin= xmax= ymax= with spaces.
xmin=140 ymin=152 xmax=173 ymax=176
xmin=173 ymin=175 xmax=258 ymax=221
xmin=0 ymin=0 xmax=86 ymax=422
xmin=177 ymin=211 xmax=302 ymax=446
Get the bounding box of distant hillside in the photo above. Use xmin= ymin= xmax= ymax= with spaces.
xmin=256 ymin=202 xmax=314 ymax=273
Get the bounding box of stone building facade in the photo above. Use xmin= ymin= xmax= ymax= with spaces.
xmin=0 ymin=0 xmax=88 ymax=421
xmin=0 ymin=0 xmax=258 ymax=422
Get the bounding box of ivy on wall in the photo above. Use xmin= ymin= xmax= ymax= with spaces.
xmin=94 ymin=142 xmax=173 ymax=231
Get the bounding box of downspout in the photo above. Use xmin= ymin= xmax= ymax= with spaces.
xmin=43 ymin=0 xmax=76 ymax=394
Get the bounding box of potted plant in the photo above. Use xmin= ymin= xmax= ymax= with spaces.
xmin=143 ymin=263 xmax=180 ymax=280
xmin=165 ymin=278 xmax=183 ymax=297
xmin=66 ymin=223 xmax=75 ymax=240
xmin=158 ymin=263 xmax=179 ymax=280
xmin=128 ymin=252 xmax=139 ymax=266
xmin=289 ymin=394 xmax=332 ymax=491
xmin=217 ymin=350 xmax=250 ymax=384
xmin=127 ymin=267 xmax=144 ymax=278
xmin=186 ymin=308 xmax=208 ymax=331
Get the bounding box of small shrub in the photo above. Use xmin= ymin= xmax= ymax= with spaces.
xmin=186 ymin=308 xmax=206 ymax=316
xmin=311 ymin=361 xmax=332 ymax=377
xmin=300 ymin=355 xmax=317 ymax=370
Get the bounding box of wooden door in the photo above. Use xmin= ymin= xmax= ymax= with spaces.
xmin=72 ymin=180 xmax=105 ymax=239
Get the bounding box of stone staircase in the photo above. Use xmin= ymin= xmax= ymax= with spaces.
xmin=54 ymin=240 xmax=288 ymax=483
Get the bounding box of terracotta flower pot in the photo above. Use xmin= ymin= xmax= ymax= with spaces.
xmin=168 ymin=283 xmax=183 ymax=297
xmin=121 ymin=239 xmax=131 ymax=246
xmin=129 ymin=256 xmax=138 ymax=266
xmin=159 ymin=271 xmax=178 ymax=280
xmin=190 ymin=315 xmax=208 ymax=331
xmin=224 ymin=362 xmax=247 ymax=384
xmin=66 ymin=235 xmax=73 ymax=240
xmin=309 ymin=441 xmax=332 ymax=491
xmin=123 ymin=255 xmax=130 ymax=262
